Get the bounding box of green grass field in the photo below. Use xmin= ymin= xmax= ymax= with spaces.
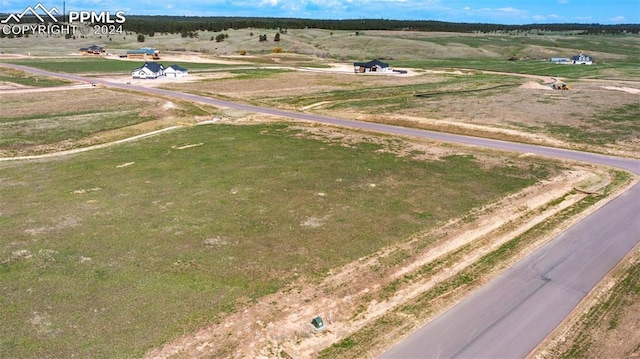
xmin=0 ymin=88 xmax=214 ymax=155
xmin=0 ymin=67 xmax=71 ymax=87
xmin=0 ymin=109 xmax=152 ymax=148
xmin=0 ymin=123 xmax=558 ymax=358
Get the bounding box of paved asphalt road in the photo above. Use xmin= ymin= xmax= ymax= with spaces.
xmin=3 ymin=64 xmax=640 ymax=358
xmin=379 ymin=183 xmax=640 ymax=358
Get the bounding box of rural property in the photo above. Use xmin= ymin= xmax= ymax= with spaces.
xmin=1 ymin=17 xmax=639 ymax=359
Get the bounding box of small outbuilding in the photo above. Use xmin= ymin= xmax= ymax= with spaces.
xmin=353 ymin=59 xmax=390 ymax=73
xmin=132 ymin=62 xmax=164 ymax=79
xmin=127 ymin=48 xmax=160 ymax=60
xmin=164 ymin=64 xmax=188 ymax=78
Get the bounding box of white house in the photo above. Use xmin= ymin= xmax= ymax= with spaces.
xmin=132 ymin=62 xmax=164 ymax=79
xmin=572 ymin=53 xmax=593 ymax=65
xmin=552 ymin=53 xmax=593 ymax=65
xmin=164 ymin=64 xmax=188 ymax=78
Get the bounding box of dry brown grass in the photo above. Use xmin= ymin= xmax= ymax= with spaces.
xmin=160 ymin=68 xmax=640 ymax=157
xmin=2 ymin=88 xmax=163 ymax=118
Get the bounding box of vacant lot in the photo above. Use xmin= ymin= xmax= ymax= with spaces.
xmin=0 ymin=67 xmax=71 ymax=88
xmin=160 ymin=66 xmax=640 ymax=157
xmin=0 ymin=122 xmax=563 ymax=358
xmin=0 ymin=87 xmax=221 ymax=156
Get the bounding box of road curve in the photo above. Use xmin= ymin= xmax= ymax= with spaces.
xmin=1 ymin=63 xmax=638 ymax=174
xmin=3 ymin=63 xmax=640 ymax=358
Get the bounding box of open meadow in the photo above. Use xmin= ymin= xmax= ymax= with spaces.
xmin=1 ymin=27 xmax=639 ymax=358
xmin=1 ymin=121 xmax=567 ymax=357
xmin=0 ymin=87 xmax=222 ymax=156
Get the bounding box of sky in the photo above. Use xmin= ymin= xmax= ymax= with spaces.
xmin=2 ymin=0 xmax=639 ymax=24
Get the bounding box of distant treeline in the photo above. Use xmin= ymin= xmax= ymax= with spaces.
xmin=120 ymin=17 xmax=640 ymax=36
xmin=1 ymin=14 xmax=638 ymax=35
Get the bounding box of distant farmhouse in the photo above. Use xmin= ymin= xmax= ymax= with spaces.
xmin=126 ymin=48 xmax=160 ymax=60
xmin=571 ymin=53 xmax=593 ymax=65
xmin=79 ymin=45 xmax=105 ymax=55
xmin=551 ymin=53 xmax=593 ymax=65
xmin=131 ymin=62 xmax=188 ymax=79
xmin=353 ymin=59 xmax=391 ymax=73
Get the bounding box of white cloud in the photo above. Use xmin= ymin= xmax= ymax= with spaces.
xmin=260 ymin=0 xmax=279 ymax=6
xmin=609 ymin=15 xmax=626 ymax=22
xmin=533 ymin=13 xmax=565 ymax=22
xmin=497 ymin=7 xmax=524 ymax=14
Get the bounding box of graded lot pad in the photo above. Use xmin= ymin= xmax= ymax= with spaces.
xmin=0 ymin=122 xmax=562 ymax=358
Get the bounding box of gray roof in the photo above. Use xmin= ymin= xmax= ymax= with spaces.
xmin=133 ymin=62 xmax=164 ymax=73
xmin=80 ymin=45 xmax=103 ymax=51
xmin=353 ymin=59 xmax=389 ymax=68
xmin=167 ymin=64 xmax=188 ymax=71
